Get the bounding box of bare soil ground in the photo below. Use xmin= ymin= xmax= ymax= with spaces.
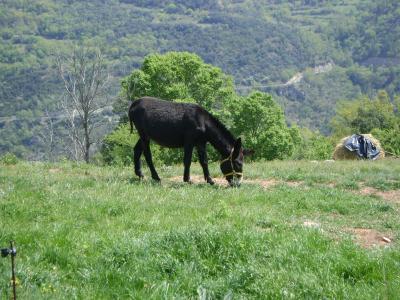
xmin=347 ymin=228 xmax=392 ymax=248
xmin=358 ymin=187 xmax=400 ymax=204
xmin=168 ymin=175 xmax=301 ymax=189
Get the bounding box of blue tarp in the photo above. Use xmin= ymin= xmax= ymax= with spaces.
xmin=344 ymin=134 xmax=381 ymax=160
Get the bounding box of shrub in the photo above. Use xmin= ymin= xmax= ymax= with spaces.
xmin=0 ymin=152 xmax=19 ymax=165
xmin=101 ymin=124 xmax=136 ymax=166
xmin=371 ymin=128 xmax=400 ymax=156
xmin=291 ymin=128 xmax=334 ymax=160
xmin=101 ymin=123 xmax=186 ymax=166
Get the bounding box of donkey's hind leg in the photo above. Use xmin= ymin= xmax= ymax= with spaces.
xmin=141 ymin=139 xmax=161 ymax=182
xmin=183 ymin=143 xmax=194 ymax=183
xmin=133 ymin=139 xmax=144 ymax=179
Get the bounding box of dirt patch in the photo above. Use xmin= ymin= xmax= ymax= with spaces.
xmin=168 ymin=175 xmax=229 ymax=186
xmin=325 ymin=182 xmax=336 ymax=188
xmin=348 ymin=228 xmax=392 ymax=248
xmin=286 ymin=181 xmax=303 ymax=188
xmin=358 ymin=187 xmax=400 ymax=203
xmin=246 ymin=179 xmax=303 ymax=188
xmin=49 ymin=168 xmax=61 ymax=174
xmin=244 ymin=178 xmax=279 ymax=188
xmin=303 ymin=220 xmax=321 ymax=228
xmin=376 ymin=190 xmax=400 ymax=203
xmin=168 ymin=176 xmax=284 ymax=189
xmin=358 ymin=186 xmax=378 ymax=196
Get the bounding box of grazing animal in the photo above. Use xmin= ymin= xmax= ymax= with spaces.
xmin=128 ymin=97 xmax=253 ymax=186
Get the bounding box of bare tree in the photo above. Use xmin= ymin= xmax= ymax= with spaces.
xmin=37 ymin=108 xmax=57 ymax=161
xmin=56 ymin=46 xmax=110 ymax=163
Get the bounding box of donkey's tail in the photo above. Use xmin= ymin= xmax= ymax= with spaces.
xmin=128 ymin=108 xmax=135 ymax=134
xmin=128 ymin=99 xmax=140 ymax=134
xmin=129 ymin=115 xmax=133 ymax=134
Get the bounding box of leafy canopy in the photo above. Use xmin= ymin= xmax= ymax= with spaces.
xmin=106 ymin=53 xmax=297 ymax=164
xmin=331 ymin=91 xmax=397 ymax=137
xmin=119 ymin=52 xmax=235 ymax=117
xmin=232 ymin=91 xmax=295 ymax=160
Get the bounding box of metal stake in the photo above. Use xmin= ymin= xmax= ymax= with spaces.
xmin=1 ymin=241 xmax=17 ymax=300
xmin=10 ymin=241 xmax=16 ymax=300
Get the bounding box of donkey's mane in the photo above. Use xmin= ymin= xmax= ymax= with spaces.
xmin=207 ymin=112 xmax=236 ymax=143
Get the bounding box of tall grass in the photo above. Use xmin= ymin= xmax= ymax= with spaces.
xmin=0 ymin=160 xmax=399 ymax=299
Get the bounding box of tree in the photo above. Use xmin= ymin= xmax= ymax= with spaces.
xmin=331 ymin=91 xmax=397 ymax=137
xmin=118 ymin=51 xmax=236 ymax=121
xmin=36 ymin=109 xmax=57 ymax=161
xmin=56 ymin=46 xmax=110 ymax=163
xmin=105 ymin=52 xmax=237 ymax=166
xmin=232 ymin=91 xmax=294 ymax=160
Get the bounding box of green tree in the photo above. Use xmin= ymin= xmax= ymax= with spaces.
xmin=118 ymin=52 xmax=236 ymax=120
xmin=331 ymin=91 xmax=397 ymax=137
xmin=106 ymin=52 xmax=237 ymax=165
xmin=232 ymin=91 xmax=294 ymax=160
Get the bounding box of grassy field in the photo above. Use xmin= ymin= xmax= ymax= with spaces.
xmin=0 ymin=159 xmax=399 ymax=299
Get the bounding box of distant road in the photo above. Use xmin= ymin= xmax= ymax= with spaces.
xmin=235 ymin=62 xmax=333 ymax=91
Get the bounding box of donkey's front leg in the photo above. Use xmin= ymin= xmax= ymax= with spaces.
xmin=197 ymin=143 xmax=214 ymax=185
xmin=183 ymin=144 xmax=194 ymax=183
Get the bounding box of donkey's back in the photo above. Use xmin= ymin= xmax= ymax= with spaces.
xmin=129 ymin=97 xmax=208 ymax=148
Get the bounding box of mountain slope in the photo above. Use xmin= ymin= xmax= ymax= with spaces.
xmin=1 ymin=0 xmax=398 ymax=157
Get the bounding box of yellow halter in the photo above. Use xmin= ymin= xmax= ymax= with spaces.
xmin=220 ymin=149 xmax=243 ymax=178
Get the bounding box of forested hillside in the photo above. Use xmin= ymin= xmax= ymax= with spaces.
xmin=0 ymin=0 xmax=399 ymax=158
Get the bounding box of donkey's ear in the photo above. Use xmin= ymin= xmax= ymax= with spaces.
xmin=243 ymin=149 xmax=255 ymax=156
xmin=232 ymin=138 xmax=242 ymax=158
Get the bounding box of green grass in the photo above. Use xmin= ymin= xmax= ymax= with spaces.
xmin=0 ymin=160 xmax=399 ymax=299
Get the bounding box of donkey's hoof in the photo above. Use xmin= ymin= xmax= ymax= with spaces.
xmin=206 ymin=178 xmax=215 ymax=185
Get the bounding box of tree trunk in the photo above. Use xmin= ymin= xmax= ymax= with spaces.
xmin=83 ymin=116 xmax=90 ymax=163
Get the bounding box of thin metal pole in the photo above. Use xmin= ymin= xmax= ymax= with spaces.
xmin=10 ymin=241 xmax=16 ymax=300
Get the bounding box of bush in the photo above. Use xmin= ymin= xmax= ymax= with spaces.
xmin=101 ymin=124 xmax=136 ymax=166
xmin=291 ymin=128 xmax=334 ymax=160
xmin=101 ymin=123 xmax=187 ymax=166
xmin=0 ymin=152 xmax=19 ymax=165
xmin=371 ymin=128 xmax=400 ymax=156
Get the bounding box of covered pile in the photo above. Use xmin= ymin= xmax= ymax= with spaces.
xmin=333 ymin=134 xmax=384 ymax=160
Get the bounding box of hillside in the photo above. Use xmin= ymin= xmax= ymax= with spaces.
xmin=1 ymin=0 xmax=399 ymax=157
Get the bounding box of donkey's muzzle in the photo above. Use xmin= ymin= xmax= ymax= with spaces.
xmin=228 ymin=176 xmax=242 ymax=187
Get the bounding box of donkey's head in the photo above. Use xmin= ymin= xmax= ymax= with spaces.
xmin=220 ymin=138 xmax=253 ymax=187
